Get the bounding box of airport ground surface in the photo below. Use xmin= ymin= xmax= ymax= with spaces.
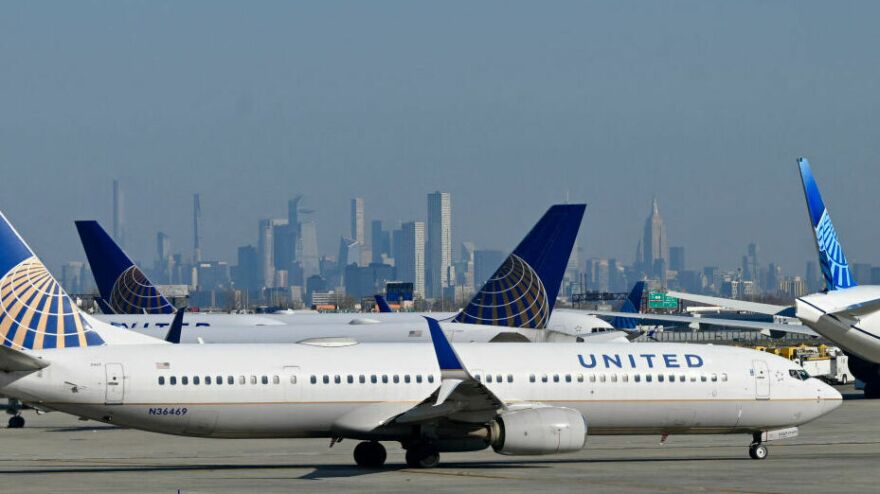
xmin=0 ymin=386 xmax=874 ymax=494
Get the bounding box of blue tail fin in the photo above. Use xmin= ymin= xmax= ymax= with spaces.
xmin=797 ymin=158 xmax=856 ymax=291
xmin=0 ymin=212 xmax=104 ymax=350
xmin=611 ymin=281 xmax=645 ymax=330
xmin=375 ymin=294 xmax=392 ymax=313
xmin=75 ymin=220 xmax=174 ymax=314
xmin=453 ymin=204 xmax=586 ymax=329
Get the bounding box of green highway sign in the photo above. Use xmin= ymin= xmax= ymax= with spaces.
xmin=647 ymin=291 xmax=679 ymax=310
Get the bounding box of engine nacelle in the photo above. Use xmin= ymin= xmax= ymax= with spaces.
xmin=490 ymin=407 xmax=587 ymax=455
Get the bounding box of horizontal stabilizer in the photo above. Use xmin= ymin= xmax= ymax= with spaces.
xmin=0 ymin=345 xmax=48 ymax=372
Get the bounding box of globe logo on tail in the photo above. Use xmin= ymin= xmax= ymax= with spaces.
xmin=0 ymin=257 xmax=104 ymax=350
xmin=455 ymin=254 xmax=549 ymax=329
xmin=109 ymin=266 xmax=175 ymax=314
xmin=816 ymin=210 xmax=855 ymax=290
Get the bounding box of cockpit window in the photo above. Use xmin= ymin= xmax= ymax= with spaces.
xmin=789 ymin=369 xmax=810 ymax=381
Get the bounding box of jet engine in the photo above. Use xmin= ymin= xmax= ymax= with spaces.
xmin=488 ymin=407 xmax=587 ymax=455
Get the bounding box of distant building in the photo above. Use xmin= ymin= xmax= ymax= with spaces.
xmin=473 ymin=250 xmax=505 ymax=290
xmin=233 ymin=245 xmax=259 ymax=291
xmin=805 ymin=261 xmax=820 ymax=292
xmin=371 ymin=220 xmax=391 ymax=264
xmin=393 ymin=221 xmax=425 ymax=298
xmin=669 ymin=246 xmax=685 ymax=272
xmin=350 ymin=197 xmax=365 ymax=246
xmin=636 ymin=198 xmax=668 ymax=278
xmin=426 ymin=191 xmax=452 ymax=298
xmin=299 ymin=221 xmax=320 ymax=280
xmin=61 ymin=261 xmax=84 ymax=294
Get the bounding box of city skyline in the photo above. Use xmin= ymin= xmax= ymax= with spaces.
xmin=4 ymin=3 xmax=880 ymax=281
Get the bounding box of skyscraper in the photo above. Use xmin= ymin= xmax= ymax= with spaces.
xmin=299 ymin=221 xmax=320 ymax=280
xmin=669 ymin=246 xmax=685 ymax=272
xmin=394 ymin=221 xmax=425 ymax=297
xmin=426 ymin=191 xmax=452 ymax=298
xmin=193 ymin=193 xmax=202 ymax=263
xmin=257 ymin=219 xmax=275 ymax=288
xmin=638 ymin=198 xmax=667 ymax=277
xmin=112 ymin=179 xmax=125 ymax=248
xmin=350 ymin=197 xmax=365 ymax=247
xmin=371 ymin=220 xmax=390 ymax=264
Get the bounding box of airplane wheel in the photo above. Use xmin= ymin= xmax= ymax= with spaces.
xmin=748 ymin=444 xmax=768 ymax=460
xmin=7 ymin=415 xmax=24 ymax=429
xmin=353 ymin=441 xmax=386 ymax=468
xmin=405 ymin=444 xmax=441 ymax=468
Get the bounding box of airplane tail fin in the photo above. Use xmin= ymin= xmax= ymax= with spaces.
xmin=75 ymin=220 xmax=174 ymax=314
xmin=0 ymin=212 xmax=107 ymax=350
xmin=611 ymin=281 xmax=646 ymax=330
xmin=375 ymin=295 xmax=392 ymax=313
xmin=797 ymin=158 xmax=856 ymax=291
xmin=453 ymin=204 xmax=586 ymax=329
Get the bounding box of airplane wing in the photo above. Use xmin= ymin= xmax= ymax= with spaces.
xmin=828 ymin=297 xmax=880 ymax=319
xmin=0 ymin=346 xmax=49 ymax=372
xmin=665 ymin=291 xmax=788 ymax=315
xmin=586 ymin=310 xmax=818 ymax=336
xmin=395 ymin=317 xmax=504 ymax=425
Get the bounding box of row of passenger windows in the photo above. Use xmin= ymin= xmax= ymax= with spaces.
xmin=158 ymin=375 xmax=289 ymax=386
xmin=157 ymin=372 xmax=728 ymax=387
xmin=474 ymin=372 xmax=728 ymax=384
xmin=309 ymin=374 xmax=436 ymax=385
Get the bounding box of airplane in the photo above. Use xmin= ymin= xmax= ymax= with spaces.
xmin=0 ymin=211 xmax=841 ymax=466
xmin=76 ymin=205 xmax=631 ymax=343
xmin=793 ymin=158 xmax=880 ymax=398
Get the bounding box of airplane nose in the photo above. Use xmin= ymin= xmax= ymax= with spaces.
xmin=818 ymin=382 xmax=843 ymax=414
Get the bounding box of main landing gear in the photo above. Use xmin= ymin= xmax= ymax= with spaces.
xmin=748 ymin=433 xmax=768 ymax=460
xmin=7 ymin=415 xmax=25 ymax=429
xmin=405 ymin=443 xmax=440 ymax=469
xmin=353 ymin=441 xmax=387 ymax=468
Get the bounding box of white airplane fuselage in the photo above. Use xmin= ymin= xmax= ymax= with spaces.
xmin=797 ymin=286 xmax=880 ymax=363
xmin=0 ymin=342 xmax=840 ymax=440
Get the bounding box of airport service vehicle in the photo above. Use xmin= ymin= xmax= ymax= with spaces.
xmin=75 ymin=205 xmax=630 ymax=343
xmin=0 ymin=212 xmax=842 ymax=466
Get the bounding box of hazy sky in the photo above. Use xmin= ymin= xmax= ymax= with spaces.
xmin=2 ymin=2 xmax=880 ymax=275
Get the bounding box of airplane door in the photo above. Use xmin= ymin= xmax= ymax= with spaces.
xmin=753 ymin=360 xmax=770 ymax=400
xmin=104 ymin=363 xmax=125 ymax=404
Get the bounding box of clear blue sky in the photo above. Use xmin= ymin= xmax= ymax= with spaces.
xmin=2 ymin=2 xmax=879 ymax=274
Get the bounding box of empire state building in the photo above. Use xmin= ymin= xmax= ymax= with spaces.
xmin=636 ymin=198 xmax=668 ymax=278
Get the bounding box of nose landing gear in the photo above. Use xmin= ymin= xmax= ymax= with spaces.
xmin=748 ymin=432 xmax=768 ymax=460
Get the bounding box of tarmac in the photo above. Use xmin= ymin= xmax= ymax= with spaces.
xmin=0 ymin=386 xmax=875 ymax=494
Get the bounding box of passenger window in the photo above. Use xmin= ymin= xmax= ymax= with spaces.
xmin=577 ymin=374 xmax=584 ymax=383
xmin=711 ymin=374 xmax=718 ymax=382
xmin=721 ymin=373 xmax=728 ymax=382
xmin=658 ymin=375 xmax=664 ymax=383
xmin=645 ymin=374 xmax=652 ymax=383
xmin=589 ymin=375 xmax=596 ymax=383
xmin=599 ymin=374 xmax=606 ymax=383
xmin=529 ymin=374 xmax=536 ymax=383
xmin=371 ymin=375 xmax=378 ymax=384
xmin=228 ymin=376 xmax=234 ymax=385
xmin=541 ymin=375 xmax=548 ymax=383
xmin=347 ymin=375 xmax=354 ymax=384
xmin=700 ymin=375 xmax=707 ymax=382
xmin=239 ymin=376 xmax=246 ymax=385
xmin=217 ymin=375 xmax=223 ymax=385
xmin=170 ymin=376 xmax=177 ymax=385
xmin=393 ymin=375 xmax=400 ymax=384
xmin=427 ymin=375 xmax=435 ymax=383
xmin=486 ymin=375 xmax=493 ymax=383
xmin=405 ymin=375 xmax=411 ymax=383
xmin=610 ymin=374 xmax=618 ymax=383
xmin=332 ymin=375 xmax=339 ymax=384
xmin=205 ymin=376 xmax=212 ymax=385
xmin=261 ymin=376 xmax=268 ymax=385
xmin=323 ymin=375 xmax=330 ymax=384
xmin=250 ymin=376 xmax=258 ymax=385
xmin=359 ymin=375 xmax=366 ymax=384
xmin=416 ymin=375 xmax=422 ymax=383
xmin=182 ymin=376 xmax=189 ymax=385
xmin=634 ymin=374 xmax=641 ymax=383
xmin=496 ymin=375 xmax=503 ymax=383
xmin=565 ymin=374 xmax=572 ymax=383
xmin=382 ymin=375 xmax=389 ymax=384
xmin=310 ymin=375 xmax=317 ymax=384
xmin=621 ymin=374 xmax=629 ymax=383
xmin=193 ymin=376 xmax=200 ymax=385
xmin=507 ymin=374 xmax=514 ymax=383
xmin=158 ymin=376 xmax=165 ymax=385
xmin=679 ymin=375 xmax=685 ymax=382
xmin=690 ymin=375 xmax=696 ymax=382
xmin=475 ymin=374 xmax=482 ymax=383
xmin=668 ymin=374 xmax=675 ymax=382
xmin=553 ymin=375 xmax=560 ymax=383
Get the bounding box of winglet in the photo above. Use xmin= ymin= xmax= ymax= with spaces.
xmin=797 ymin=158 xmax=856 ymax=291
xmin=611 ymin=281 xmax=646 ymax=329
xmin=425 ymin=317 xmax=464 ymax=372
xmin=374 ymin=294 xmax=392 ymax=313
xmin=164 ymin=307 xmax=187 ymax=344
